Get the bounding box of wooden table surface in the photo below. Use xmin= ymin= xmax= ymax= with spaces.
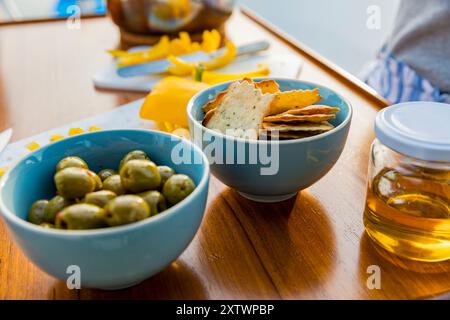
xmin=0 ymin=10 xmax=449 ymax=300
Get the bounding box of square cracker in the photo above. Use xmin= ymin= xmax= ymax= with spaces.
xmin=282 ymin=105 xmax=340 ymax=116
xmin=255 ymin=79 xmax=280 ymax=94
xmin=201 ymin=79 xmax=279 ymax=113
xmin=264 ymin=113 xmax=335 ymax=123
xmin=202 ymin=81 xmax=240 ymax=113
xmin=270 ymin=131 xmax=325 ymax=139
xmin=261 ymin=121 xmax=334 ymax=132
xmin=268 ymin=88 xmax=321 ymax=115
xmin=240 ymin=78 xmax=280 ymax=94
xmin=202 ymin=81 xmax=275 ymax=139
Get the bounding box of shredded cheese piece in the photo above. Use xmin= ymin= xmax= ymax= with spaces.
xmin=68 ymin=128 xmax=85 ymax=136
xmin=0 ymin=166 xmax=8 ymax=177
xmin=50 ymin=134 xmax=65 ymax=142
xmin=26 ymin=141 xmax=40 ymax=151
xmin=88 ymin=126 xmax=103 ymax=132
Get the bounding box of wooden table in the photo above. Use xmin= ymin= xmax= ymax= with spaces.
xmin=0 ymin=9 xmax=449 ymax=300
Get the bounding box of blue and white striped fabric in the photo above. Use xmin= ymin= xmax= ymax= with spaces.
xmin=363 ymin=47 xmax=450 ymax=104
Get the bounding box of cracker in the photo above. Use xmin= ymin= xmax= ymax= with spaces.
xmin=202 ymin=78 xmax=278 ymax=113
xmin=203 ymin=81 xmax=275 ymax=139
xmin=282 ymin=105 xmax=340 ymax=116
xmin=262 ymin=121 xmax=334 ymax=132
xmin=271 ymin=131 xmax=326 ymax=139
xmin=268 ymin=88 xmax=321 ymax=115
xmin=240 ymin=77 xmax=254 ymax=85
xmin=255 ymin=79 xmax=280 ymax=94
xmin=264 ymin=113 xmax=335 ymax=123
xmin=202 ymin=108 xmax=217 ymax=126
xmin=202 ymin=81 xmax=242 ymax=113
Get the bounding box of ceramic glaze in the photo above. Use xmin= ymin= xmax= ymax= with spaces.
xmin=0 ymin=129 xmax=210 ymax=289
xmin=187 ymin=78 xmax=352 ymax=202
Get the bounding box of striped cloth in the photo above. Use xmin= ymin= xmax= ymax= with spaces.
xmin=363 ymin=47 xmax=450 ymax=104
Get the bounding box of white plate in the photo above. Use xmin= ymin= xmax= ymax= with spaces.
xmin=93 ymin=52 xmax=302 ymax=92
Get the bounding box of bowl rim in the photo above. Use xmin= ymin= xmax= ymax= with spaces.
xmin=187 ymin=77 xmax=353 ymax=145
xmin=0 ymin=129 xmax=210 ymax=237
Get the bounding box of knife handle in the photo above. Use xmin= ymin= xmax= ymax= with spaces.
xmin=236 ymin=41 xmax=270 ymax=57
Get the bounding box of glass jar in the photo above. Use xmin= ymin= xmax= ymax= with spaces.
xmin=107 ymin=0 xmax=234 ymax=35
xmin=364 ymin=102 xmax=450 ymax=262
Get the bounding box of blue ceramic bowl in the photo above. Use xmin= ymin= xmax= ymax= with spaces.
xmin=187 ymin=78 xmax=352 ymax=202
xmin=0 ymin=130 xmax=209 ymax=289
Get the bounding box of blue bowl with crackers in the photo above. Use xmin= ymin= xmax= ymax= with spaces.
xmin=187 ymin=78 xmax=352 ymax=202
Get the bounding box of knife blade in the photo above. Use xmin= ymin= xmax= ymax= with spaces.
xmin=117 ymin=40 xmax=270 ymax=78
xmin=0 ymin=128 xmax=12 ymax=154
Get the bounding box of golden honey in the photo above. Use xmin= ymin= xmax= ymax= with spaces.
xmin=365 ymin=102 xmax=450 ymax=262
xmin=364 ymin=160 xmax=450 ymax=262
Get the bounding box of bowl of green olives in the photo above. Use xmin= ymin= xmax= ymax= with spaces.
xmin=0 ymin=129 xmax=209 ymax=289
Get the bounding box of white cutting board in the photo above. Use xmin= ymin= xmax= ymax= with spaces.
xmin=0 ymin=99 xmax=147 ymax=169
xmin=93 ymin=52 xmax=303 ymax=92
xmin=0 ymin=53 xmax=302 ymax=169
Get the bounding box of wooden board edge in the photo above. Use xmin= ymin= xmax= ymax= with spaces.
xmin=0 ymin=13 xmax=106 ymax=27
xmin=240 ymin=6 xmax=390 ymax=109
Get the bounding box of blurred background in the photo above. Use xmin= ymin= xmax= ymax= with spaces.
xmin=240 ymin=0 xmax=400 ymax=76
xmin=0 ymin=0 xmax=398 ymax=77
xmin=0 ymin=0 xmax=106 ymax=22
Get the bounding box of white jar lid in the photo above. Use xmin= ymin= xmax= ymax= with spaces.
xmin=375 ymin=102 xmax=450 ymax=162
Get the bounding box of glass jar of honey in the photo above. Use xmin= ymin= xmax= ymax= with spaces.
xmin=364 ymin=102 xmax=450 ymax=262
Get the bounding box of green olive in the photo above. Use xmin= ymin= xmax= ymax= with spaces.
xmin=104 ymin=195 xmax=150 ymax=226
xmin=55 ymin=204 xmax=107 ymax=230
xmin=102 ymin=175 xmax=126 ymax=195
xmin=56 ymin=156 xmax=88 ymax=172
xmin=26 ymin=150 xmax=197 ymax=231
xmin=54 ymin=167 xmax=97 ymax=199
xmin=119 ymin=150 xmax=150 ymax=170
xmin=162 ymin=174 xmax=195 ymax=206
xmin=139 ymin=190 xmax=167 ymax=216
xmin=92 ymin=173 xmax=103 ymax=191
xmin=40 ymin=222 xmax=55 ymax=229
xmin=157 ymin=166 xmax=175 ymax=186
xmin=43 ymin=195 xmax=74 ymax=223
xmin=28 ymin=200 xmax=49 ymax=225
xmin=120 ymin=159 xmax=161 ymax=193
xmin=83 ymin=190 xmax=117 ymax=207
xmin=98 ymin=169 xmax=117 ymax=181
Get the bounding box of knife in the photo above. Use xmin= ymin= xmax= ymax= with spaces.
xmin=117 ymin=40 xmax=270 ymax=78
xmin=0 ymin=128 xmax=12 ymax=154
